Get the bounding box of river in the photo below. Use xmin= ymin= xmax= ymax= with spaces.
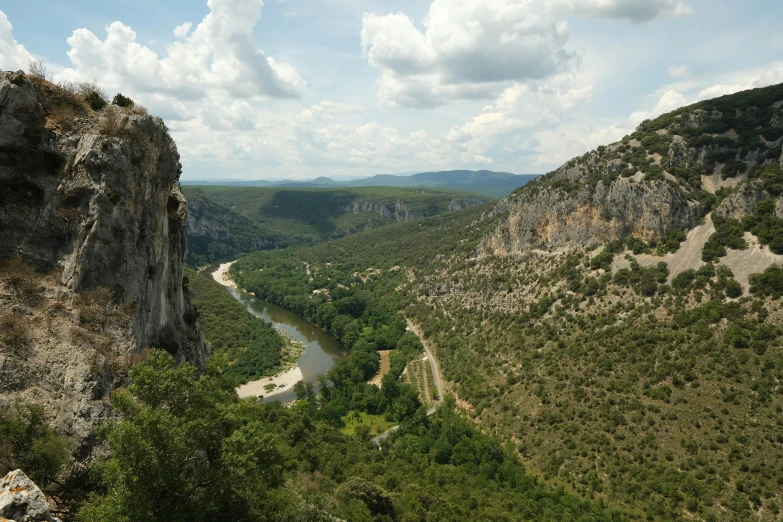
xmin=208 ymin=263 xmax=344 ymax=403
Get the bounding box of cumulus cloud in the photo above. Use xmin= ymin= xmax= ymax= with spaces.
xmin=56 ymin=0 xmax=305 ymax=100
xmin=567 ymin=0 xmax=691 ymax=23
xmin=0 ymin=11 xmax=34 ymax=71
xmin=628 ymin=89 xmax=688 ymax=126
xmin=361 ymin=0 xmax=577 ymax=107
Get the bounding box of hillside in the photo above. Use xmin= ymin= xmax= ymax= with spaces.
xmin=183 ymin=170 xmax=538 ymax=198
xmin=228 ymin=83 xmax=783 ymax=521
xmin=182 ymin=185 xmax=491 ymax=264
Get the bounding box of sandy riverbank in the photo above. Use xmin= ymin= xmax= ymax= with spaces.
xmin=236 ymin=366 xmax=304 ymax=399
xmin=212 ymin=261 xmax=237 ymax=288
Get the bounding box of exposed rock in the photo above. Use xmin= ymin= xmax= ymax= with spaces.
xmin=714 ymin=180 xmax=770 ymax=220
xmin=0 ymin=71 xmax=205 ymax=482
xmin=0 ymin=470 xmax=60 ymax=522
xmin=479 ymin=167 xmax=701 ymax=256
xmin=0 ymin=71 xmax=204 ymax=367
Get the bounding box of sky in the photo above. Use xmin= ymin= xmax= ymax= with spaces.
xmin=1 ymin=0 xmax=782 ymax=181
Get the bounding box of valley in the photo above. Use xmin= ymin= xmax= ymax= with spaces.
xmin=2 ymin=57 xmax=783 ymax=522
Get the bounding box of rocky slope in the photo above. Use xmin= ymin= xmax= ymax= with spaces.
xmin=480 ymin=83 xmax=783 ymax=256
xmin=0 ymin=71 xmax=205 ymax=480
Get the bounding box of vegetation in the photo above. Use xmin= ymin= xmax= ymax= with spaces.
xmin=77 ymin=351 xmax=623 ymax=522
xmin=181 ymin=185 xmax=492 ymax=264
xmin=185 ymin=267 xmax=284 ymax=385
xmin=0 ymin=401 xmax=71 ymax=487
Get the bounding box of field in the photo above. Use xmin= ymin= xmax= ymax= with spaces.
xmin=340 ymin=411 xmax=396 ymax=436
xmin=401 ymin=356 xmax=438 ymax=408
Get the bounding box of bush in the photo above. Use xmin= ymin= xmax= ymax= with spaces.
xmin=703 ymin=215 xmax=746 ymax=262
xmin=111 ymin=93 xmax=134 ymax=108
xmin=0 ymin=401 xmax=71 ymax=487
xmin=749 ymin=265 xmax=783 ymax=298
xmin=80 ymin=84 xmax=108 ymax=111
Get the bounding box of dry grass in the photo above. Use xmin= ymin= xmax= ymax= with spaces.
xmin=98 ymin=106 xmax=127 ymax=136
xmin=48 ymin=104 xmax=78 ymax=130
xmin=131 ymin=104 xmax=149 ymax=116
xmin=75 ymin=287 xmax=114 ymax=325
xmin=0 ymin=258 xmax=37 ymax=296
xmin=0 ymin=311 xmax=28 ymax=350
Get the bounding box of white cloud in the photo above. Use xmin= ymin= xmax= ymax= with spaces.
xmin=55 ymin=0 xmax=305 ymax=100
xmin=754 ymin=62 xmax=783 ymax=89
xmin=0 ymin=11 xmax=34 ymax=71
xmin=173 ymin=22 xmax=193 ymax=38
xmin=361 ymin=0 xmax=577 ymax=107
xmin=568 ymin=0 xmax=691 ymax=23
xmin=628 ymin=89 xmax=688 ymax=126
xmin=532 ymin=122 xmax=631 ymax=168
xmin=666 ymin=65 xmax=690 ymax=79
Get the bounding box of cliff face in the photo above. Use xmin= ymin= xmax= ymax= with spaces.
xmin=0 ymin=71 xmax=204 ymax=366
xmin=0 ymin=71 xmax=205 ymax=479
xmin=479 ymin=82 xmax=783 ymax=256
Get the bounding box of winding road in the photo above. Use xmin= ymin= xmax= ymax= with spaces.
xmin=372 ymin=319 xmax=443 ymax=445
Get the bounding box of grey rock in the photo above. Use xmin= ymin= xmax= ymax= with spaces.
xmin=0 ymin=71 xmax=204 ymax=368
xmin=479 ymin=153 xmax=702 ymax=256
xmin=714 ymin=181 xmax=770 ymax=220
xmin=0 ymin=469 xmax=59 ymax=522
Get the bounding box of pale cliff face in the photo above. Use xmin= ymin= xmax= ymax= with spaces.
xmin=0 ymin=71 xmax=204 ymax=368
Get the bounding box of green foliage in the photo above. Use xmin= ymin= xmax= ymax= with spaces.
xmin=111 ymin=93 xmax=133 ymax=108
xmin=613 ymin=260 xmax=669 ymax=296
xmin=702 ymin=215 xmax=747 ymax=262
xmin=85 ymin=90 xmax=108 ymax=111
xmin=743 ymin=200 xmax=783 ymax=254
xmin=76 ymin=351 xmax=302 ymax=522
xmin=0 ymin=401 xmax=70 ymax=487
xmin=79 ymin=351 xmax=621 ymax=521
xmin=749 ymin=265 xmax=783 ymax=299
xmin=185 ymin=267 xmax=284 ymax=384
xmin=181 ymin=186 xmax=492 ymax=264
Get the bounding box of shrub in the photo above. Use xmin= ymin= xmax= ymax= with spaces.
xmin=702 ymin=215 xmax=746 ymax=262
xmin=27 ymin=59 xmax=48 ymax=80
xmin=0 ymin=401 xmax=71 ymax=487
xmin=49 ymin=104 xmax=78 ymax=130
xmin=749 ymin=265 xmax=783 ymax=298
xmin=111 ymin=93 xmax=134 ymax=108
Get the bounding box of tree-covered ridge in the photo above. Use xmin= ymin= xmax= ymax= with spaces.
xmin=76 ymin=351 xmax=624 ymax=522
xmin=182 ymin=185 xmax=493 ymax=264
xmin=185 ymin=267 xmax=285 ymax=385
xmin=518 ymin=81 xmax=783 ymax=203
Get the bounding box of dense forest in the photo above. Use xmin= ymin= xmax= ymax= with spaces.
xmin=73 ymin=350 xmax=624 ymax=522
xmin=185 ymin=267 xmax=285 ymax=384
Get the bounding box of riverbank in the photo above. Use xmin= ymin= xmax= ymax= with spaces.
xmin=236 ymin=366 xmax=304 ymax=399
xmin=211 ymin=260 xmax=303 ymax=400
xmin=211 ymin=261 xmax=237 ymax=288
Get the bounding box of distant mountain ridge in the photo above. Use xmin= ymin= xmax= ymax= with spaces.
xmin=182 ymin=170 xmax=539 ymax=199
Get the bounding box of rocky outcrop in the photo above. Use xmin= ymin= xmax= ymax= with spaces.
xmin=478 ymin=82 xmax=783 ymax=256
xmin=0 ymin=71 xmax=205 ymax=482
xmin=0 ymin=71 xmax=204 ymax=367
xmin=714 ymin=180 xmax=770 ymax=220
xmin=0 ymin=470 xmax=60 ymax=522
xmin=343 ymin=200 xmax=424 ymax=222
xmin=479 ymin=166 xmax=702 ymax=256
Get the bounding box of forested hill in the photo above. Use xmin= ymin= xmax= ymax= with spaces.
xmin=182 ymin=185 xmax=491 ymax=264
xmin=228 ymin=83 xmax=783 ymax=521
xmin=183 ymin=170 xmax=539 ymax=198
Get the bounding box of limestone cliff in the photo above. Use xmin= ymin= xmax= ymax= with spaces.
xmin=0 ymin=71 xmax=205 ymax=480
xmin=479 ymin=82 xmax=783 ymax=256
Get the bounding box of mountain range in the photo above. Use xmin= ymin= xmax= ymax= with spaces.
xmin=182 ymin=170 xmax=539 ymax=199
